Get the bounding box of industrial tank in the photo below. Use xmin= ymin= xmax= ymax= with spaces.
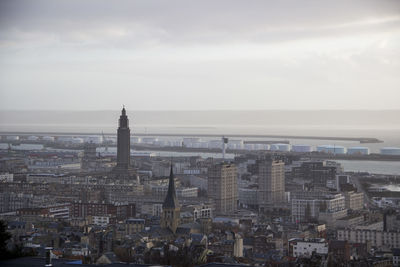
xmin=270 ymin=143 xmax=291 ymax=152
xmin=317 ymin=145 xmax=346 ymax=154
xmin=381 ymin=147 xmax=400 ymax=155
xmin=292 ymin=144 xmax=313 ymax=152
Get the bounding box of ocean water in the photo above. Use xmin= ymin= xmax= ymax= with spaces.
xmin=1 ymin=110 xmax=400 ymax=151
xmin=335 ymin=160 xmax=400 ymax=175
xmin=0 ymin=110 xmax=399 ymax=175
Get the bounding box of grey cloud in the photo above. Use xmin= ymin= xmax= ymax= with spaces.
xmin=0 ymin=0 xmax=399 ymax=47
xmin=0 ymin=0 xmax=399 ymax=110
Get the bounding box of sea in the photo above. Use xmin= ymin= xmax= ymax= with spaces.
xmin=0 ymin=110 xmax=399 ymax=175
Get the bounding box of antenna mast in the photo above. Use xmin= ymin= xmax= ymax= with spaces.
xmin=222 ymin=136 xmax=228 ymax=161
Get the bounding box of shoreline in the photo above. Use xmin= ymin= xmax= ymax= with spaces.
xmin=0 ymin=131 xmax=383 ymax=143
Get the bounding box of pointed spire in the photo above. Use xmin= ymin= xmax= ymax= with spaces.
xmin=163 ymin=163 xmax=179 ymax=209
xmin=122 ymin=105 xmax=126 ymax=116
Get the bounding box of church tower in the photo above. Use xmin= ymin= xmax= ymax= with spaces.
xmin=113 ymin=107 xmax=133 ymax=177
xmin=161 ymin=165 xmax=180 ymax=234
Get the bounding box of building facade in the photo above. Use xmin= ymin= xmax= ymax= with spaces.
xmin=257 ymin=159 xmax=285 ymax=210
xmin=208 ymin=163 xmax=238 ymax=215
xmin=291 ymin=193 xmax=346 ymax=223
xmin=288 ymin=238 xmax=328 ymax=258
xmin=81 ymin=142 xmax=97 ymax=171
xmin=292 ymin=161 xmax=338 ymax=186
xmin=337 ymin=228 xmax=400 ymax=249
xmin=126 ymin=218 xmax=145 ymax=234
xmin=72 ymin=202 xmax=135 ymax=220
xmin=344 ymin=191 xmax=364 ymax=211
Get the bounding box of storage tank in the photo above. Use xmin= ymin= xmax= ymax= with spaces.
xmin=191 ymin=142 xmax=203 ymax=148
xmin=292 ymin=144 xmax=313 ymax=152
xmin=27 ymin=136 xmax=39 ymax=141
xmin=6 ymin=136 xmax=19 ymax=141
xmin=347 ymin=147 xmax=369 ymax=155
xmin=254 ymin=144 xmax=266 ymax=150
xmin=72 ymin=137 xmax=84 ymax=144
xmin=228 ymin=140 xmax=244 ymax=150
xmin=171 ymin=140 xmax=183 ymax=147
xmin=58 ymin=136 xmax=73 ymax=143
xmin=270 ymin=144 xmax=278 ymax=151
xmin=183 ymin=137 xmax=201 ymax=146
xmin=271 ymin=143 xmax=290 ymax=152
xmin=278 ymin=143 xmax=291 ymax=151
xmin=317 ymin=145 xmax=346 ymax=154
xmin=381 ymin=147 xmax=400 ymax=155
xmin=142 ymin=137 xmax=158 ymax=144
xmin=42 ymin=136 xmax=55 ymax=142
xmin=131 ymin=137 xmax=142 ymax=144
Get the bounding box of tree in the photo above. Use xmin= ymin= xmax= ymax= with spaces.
xmin=0 ymin=220 xmax=11 ymax=259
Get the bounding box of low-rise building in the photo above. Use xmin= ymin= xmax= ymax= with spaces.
xmin=190 ymin=204 xmax=213 ymax=220
xmin=0 ymin=172 xmax=13 ymax=182
xmin=329 ymin=240 xmax=350 ymax=262
xmin=393 ymin=248 xmax=400 ymax=267
xmin=125 ymin=218 xmax=145 ymax=235
xmin=72 ymin=202 xmax=135 ymax=220
xmin=337 ymin=228 xmax=400 ymax=249
xmin=0 ymin=192 xmax=46 ymax=213
xmin=291 ymin=192 xmax=347 ymax=224
xmin=384 ymin=209 xmax=400 ymax=231
xmin=336 ymin=214 xmax=365 ymax=228
xmin=288 ymin=238 xmax=328 ymax=258
xmin=88 ymin=215 xmax=110 ymax=227
xmin=344 ymin=191 xmax=364 ymax=211
xmin=146 ymin=183 xmax=198 ymax=199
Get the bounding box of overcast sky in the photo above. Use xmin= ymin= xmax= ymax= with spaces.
xmin=0 ymin=0 xmax=399 ymax=110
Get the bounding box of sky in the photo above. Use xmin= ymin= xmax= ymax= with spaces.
xmin=0 ymin=0 xmax=399 ymax=110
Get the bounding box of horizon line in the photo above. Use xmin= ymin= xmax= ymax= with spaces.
xmin=0 ymin=109 xmax=399 ymax=112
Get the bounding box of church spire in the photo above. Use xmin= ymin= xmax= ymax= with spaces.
xmin=161 ymin=163 xmax=181 ymax=234
xmin=163 ymin=164 xmax=179 ymax=209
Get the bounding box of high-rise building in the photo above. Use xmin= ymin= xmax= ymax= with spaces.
xmin=81 ymin=142 xmax=97 ymax=171
xmin=292 ymin=161 xmax=338 ymax=186
xmin=257 ymin=158 xmax=285 ymax=211
xmin=208 ymin=163 xmax=238 ymax=215
xmin=161 ymin=165 xmax=180 ymax=234
xmin=112 ymin=107 xmax=135 ymax=178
